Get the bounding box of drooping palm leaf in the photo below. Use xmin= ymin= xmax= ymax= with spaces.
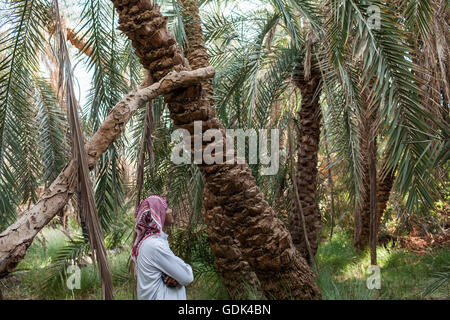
xmin=53 ymin=0 xmax=114 ymax=299
xmin=34 ymin=77 xmax=68 ymax=186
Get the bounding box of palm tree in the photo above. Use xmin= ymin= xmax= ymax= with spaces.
xmin=372 ymin=0 xmax=449 ymax=243
xmin=177 ymin=0 xmax=261 ymax=299
xmin=110 ymin=0 xmax=321 ymax=299
xmin=319 ymin=0 xmax=447 ymax=256
xmin=289 ymin=61 xmax=322 ymax=261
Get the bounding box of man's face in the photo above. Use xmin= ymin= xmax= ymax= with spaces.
xmin=165 ymin=208 xmax=174 ymax=227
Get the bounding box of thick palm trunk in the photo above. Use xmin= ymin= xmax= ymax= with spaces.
xmin=202 ymin=190 xmax=261 ymax=299
xmin=178 ymin=0 xmax=260 ymax=299
xmin=112 ymin=0 xmax=320 ymax=299
xmin=0 ymin=68 xmax=215 ymax=278
xmin=290 ymin=67 xmax=322 ymax=261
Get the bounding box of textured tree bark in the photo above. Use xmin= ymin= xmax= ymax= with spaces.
xmin=177 ymin=0 xmax=261 ymax=299
xmin=111 ymin=0 xmax=321 ymax=299
xmin=290 ymin=66 xmax=322 ymax=261
xmin=0 ymin=67 xmax=215 ymax=278
xmin=323 ymin=126 xmax=336 ymax=240
xmin=353 ymin=119 xmax=371 ymax=250
xmin=356 ymin=153 xmax=395 ymax=249
xmin=369 ymin=135 xmax=378 ymax=265
xmin=354 ymin=86 xmax=378 ymax=251
xmin=376 ymin=156 xmax=395 ymax=230
xmin=202 ymin=196 xmax=262 ymax=299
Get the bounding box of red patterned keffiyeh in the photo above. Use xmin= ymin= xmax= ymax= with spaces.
xmin=131 ymin=195 xmax=168 ymax=261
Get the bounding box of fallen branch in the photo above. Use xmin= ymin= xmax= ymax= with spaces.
xmin=0 ymin=66 xmax=215 ymax=279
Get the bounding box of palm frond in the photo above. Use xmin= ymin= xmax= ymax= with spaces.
xmin=324 ymin=0 xmax=441 ymax=209
xmin=77 ymin=0 xmax=128 ymax=130
xmin=0 ymin=0 xmax=49 ymax=213
xmin=34 ymin=77 xmax=68 ymax=186
xmin=404 ymin=0 xmax=433 ymax=35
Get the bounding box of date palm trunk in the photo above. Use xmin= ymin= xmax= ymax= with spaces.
xmin=354 ymin=86 xmax=378 ymax=252
xmin=355 ymin=123 xmax=394 ymax=251
xmin=353 ymin=135 xmax=371 ymax=250
xmin=376 ymin=157 xmax=395 ymax=230
xmin=112 ymin=0 xmax=320 ymax=299
xmin=369 ymin=133 xmax=378 ymax=265
xmin=289 ymin=65 xmax=322 ymax=261
xmin=178 ymin=0 xmax=260 ymax=299
xmin=323 ymin=126 xmax=336 ymax=240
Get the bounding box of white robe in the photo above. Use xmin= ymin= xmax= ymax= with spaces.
xmin=136 ymin=233 xmax=194 ymax=300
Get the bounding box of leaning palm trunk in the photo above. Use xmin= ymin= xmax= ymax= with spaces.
xmin=201 ymin=193 xmax=262 ymax=299
xmin=289 ymin=65 xmax=322 ymax=261
xmin=178 ymin=0 xmax=260 ymax=299
xmin=112 ymin=0 xmax=321 ymax=299
xmin=0 ymin=67 xmax=215 ymax=278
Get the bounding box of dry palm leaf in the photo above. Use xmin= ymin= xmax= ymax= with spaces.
xmin=53 ymin=0 xmax=114 ymax=300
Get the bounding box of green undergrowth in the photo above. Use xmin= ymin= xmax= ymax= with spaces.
xmin=316 ymin=230 xmax=449 ymax=299
xmin=2 ymin=227 xmax=448 ymax=300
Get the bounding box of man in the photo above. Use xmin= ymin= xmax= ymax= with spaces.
xmin=132 ymin=195 xmax=194 ymax=300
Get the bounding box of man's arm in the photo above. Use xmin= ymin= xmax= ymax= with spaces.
xmin=150 ymin=242 xmax=194 ymax=287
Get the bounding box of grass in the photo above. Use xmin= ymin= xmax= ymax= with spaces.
xmin=316 ymin=230 xmax=450 ymax=299
xmin=1 ymin=227 xmax=448 ymax=300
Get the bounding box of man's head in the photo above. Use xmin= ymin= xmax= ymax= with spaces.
xmin=132 ymin=195 xmax=170 ymax=259
xmin=164 ymin=208 xmax=174 ymax=229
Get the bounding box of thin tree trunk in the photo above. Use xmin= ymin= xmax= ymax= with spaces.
xmin=369 ymin=134 xmax=378 ymax=265
xmin=0 ymin=67 xmax=215 ymax=278
xmin=353 ymin=116 xmax=372 ymax=250
xmin=354 ymin=83 xmax=379 ymax=251
xmin=112 ymin=0 xmax=321 ymax=299
xmin=290 ymin=65 xmax=322 ymax=261
xmin=323 ymin=126 xmax=336 ymax=240
xmin=178 ymin=0 xmax=260 ymax=299
xmin=376 ymin=155 xmax=395 ymax=231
